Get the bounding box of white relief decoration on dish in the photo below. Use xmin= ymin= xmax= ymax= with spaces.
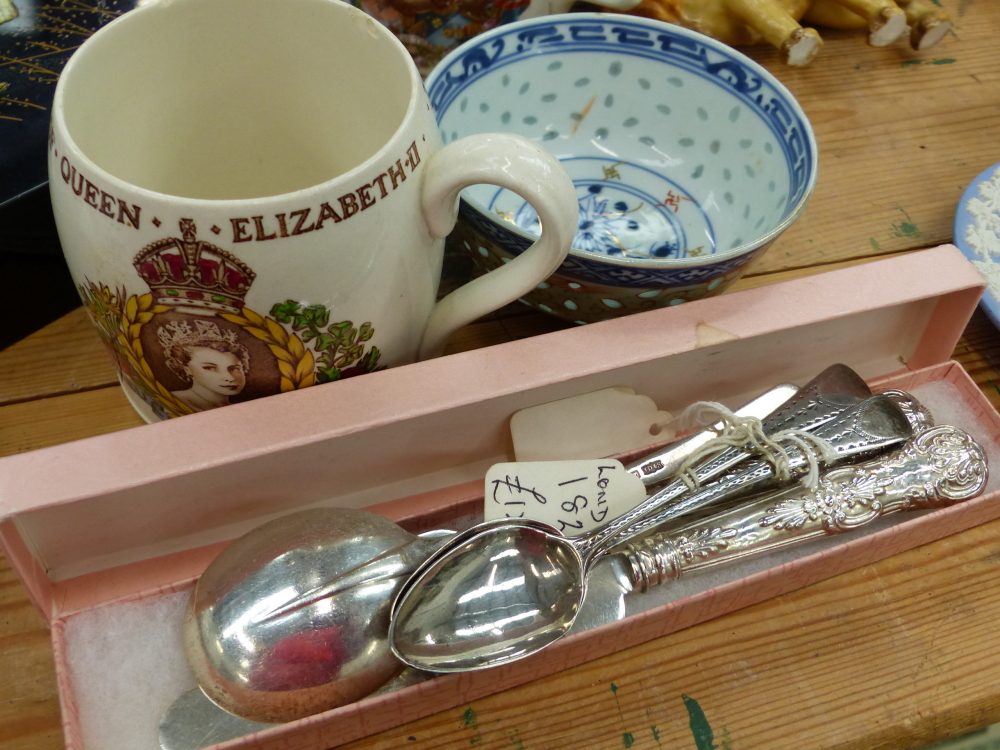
xmin=964 ymin=166 xmax=1000 ymax=299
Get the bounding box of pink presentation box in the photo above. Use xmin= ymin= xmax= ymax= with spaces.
xmin=1 ymin=244 xmax=998 ymax=750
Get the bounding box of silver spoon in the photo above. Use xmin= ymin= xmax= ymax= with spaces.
xmin=172 ymin=382 xmax=797 ymax=733
xmin=572 ymin=421 xmax=987 ymax=635
xmin=182 ymin=508 xmax=453 ymax=724
xmin=162 ymin=389 xmax=936 ymax=747
xmin=388 ymin=394 xmax=913 ymax=673
xmin=399 ymin=364 xmax=869 ymax=603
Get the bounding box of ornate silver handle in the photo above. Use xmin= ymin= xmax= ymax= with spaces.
xmin=582 ymin=393 xmax=913 ymax=563
xmin=621 ymin=424 xmax=988 ymax=592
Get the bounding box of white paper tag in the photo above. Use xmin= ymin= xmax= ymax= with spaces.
xmin=509 ymin=387 xmax=675 ymax=462
xmin=484 ymin=459 xmax=647 ymax=536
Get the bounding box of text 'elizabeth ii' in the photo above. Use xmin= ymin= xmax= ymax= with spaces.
xmin=231 ymin=141 xmax=422 ymax=243
xmin=53 ymin=140 xmax=423 ymax=243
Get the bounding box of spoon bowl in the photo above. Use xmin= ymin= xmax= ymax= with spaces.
xmin=391 ymin=363 xmax=869 ymax=625
xmin=389 ymin=393 xmax=913 ymax=672
xmin=391 ymin=522 xmax=585 ymax=671
xmin=176 ymin=382 xmax=795 ymax=726
xmin=184 ymin=508 xmax=449 ymax=724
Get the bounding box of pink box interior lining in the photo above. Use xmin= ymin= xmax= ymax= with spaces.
xmin=0 ymin=246 xmax=984 ymax=591
xmin=9 ymin=296 xmax=964 ymax=583
xmin=52 ymin=362 xmax=1000 ymax=750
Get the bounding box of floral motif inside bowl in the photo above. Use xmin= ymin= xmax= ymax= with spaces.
xmin=426 ymin=14 xmax=817 ymax=322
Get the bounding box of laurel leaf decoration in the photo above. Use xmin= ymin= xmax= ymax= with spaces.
xmin=119 ymin=293 xmax=195 ymax=418
xmin=278 ymin=360 xmax=296 ymax=381
xmin=79 ymin=281 xmax=387 ymax=418
xmin=295 ymin=350 xmax=315 ymax=381
xmin=224 ymin=307 xmax=315 ymax=391
xmin=288 ymin=335 xmax=305 ymax=360
xmin=243 ymin=308 xmax=266 ymax=327
xmin=268 ymin=344 xmax=295 ymax=364
xmin=245 ymin=327 xmax=274 ymax=343
xmin=265 ymin=318 xmax=288 ymax=346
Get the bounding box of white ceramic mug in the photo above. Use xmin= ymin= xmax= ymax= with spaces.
xmin=48 ymin=0 xmax=577 ymax=423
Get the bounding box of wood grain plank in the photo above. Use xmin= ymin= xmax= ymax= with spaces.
xmin=0 ymin=387 xmax=144 ymax=458
xmin=0 ymin=562 xmax=63 ymax=750
xmin=738 ymin=4 xmax=999 ymax=275
xmin=444 ymin=308 xmax=572 ymax=354
xmin=0 ymin=307 xmax=117 ymax=407
xmin=951 ymin=309 xmax=1000 ymax=411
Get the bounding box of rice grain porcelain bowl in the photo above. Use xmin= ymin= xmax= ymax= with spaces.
xmin=426 ymin=14 xmax=818 ymax=323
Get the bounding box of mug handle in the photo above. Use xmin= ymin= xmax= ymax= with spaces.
xmin=417 ymin=133 xmax=578 ymax=360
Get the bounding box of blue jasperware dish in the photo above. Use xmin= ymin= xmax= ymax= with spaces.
xmin=954 ymin=163 xmax=1000 ymax=331
xmin=426 ymin=14 xmax=818 ymax=323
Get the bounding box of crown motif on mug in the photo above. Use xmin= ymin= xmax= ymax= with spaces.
xmin=133 ymin=219 xmax=256 ymax=313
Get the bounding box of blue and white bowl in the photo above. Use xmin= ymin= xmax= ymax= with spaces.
xmin=427 ymin=14 xmax=818 ymax=323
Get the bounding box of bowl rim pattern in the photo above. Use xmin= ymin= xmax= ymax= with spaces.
xmin=426 ymin=13 xmax=818 ymax=271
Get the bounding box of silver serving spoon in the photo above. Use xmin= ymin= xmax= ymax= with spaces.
xmin=572 ymin=421 xmax=987 ymax=635
xmin=182 ymin=508 xmax=453 ymax=724
xmin=171 ymin=381 xmax=798 ymax=735
xmin=388 ymin=394 xmax=913 ymax=673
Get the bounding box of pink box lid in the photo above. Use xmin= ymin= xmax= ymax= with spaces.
xmin=0 ymin=244 xmax=985 ymax=621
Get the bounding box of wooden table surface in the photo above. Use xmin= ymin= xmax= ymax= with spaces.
xmin=4 ymin=4 xmax=1000 ymax=749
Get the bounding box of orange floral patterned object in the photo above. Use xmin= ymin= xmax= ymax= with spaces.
xmin=349 ymin=0 xmax=530 ymax=74
xmin=612 ymin=0 xmax=951 ymax=65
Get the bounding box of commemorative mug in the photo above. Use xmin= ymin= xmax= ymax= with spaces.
xmin=48 ymin=0 xmax=577 ymax=423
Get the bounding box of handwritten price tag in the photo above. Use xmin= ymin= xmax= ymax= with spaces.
xmin=483 ymin=460 xmax=647 ymax=536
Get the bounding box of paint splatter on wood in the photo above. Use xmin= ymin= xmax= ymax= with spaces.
xmin=610 ymin=683 xmax=635 ymax=748
xmin=462 ymin=707 xmax=483 ymax=745
xmin=682 ymin=694 xmax=717 ymax=750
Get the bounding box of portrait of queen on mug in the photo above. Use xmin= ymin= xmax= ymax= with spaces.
xmin=157 ymin=320 xmax=251 ymax=413
xmin=76 ymin=219 xmax=385 ymax=420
